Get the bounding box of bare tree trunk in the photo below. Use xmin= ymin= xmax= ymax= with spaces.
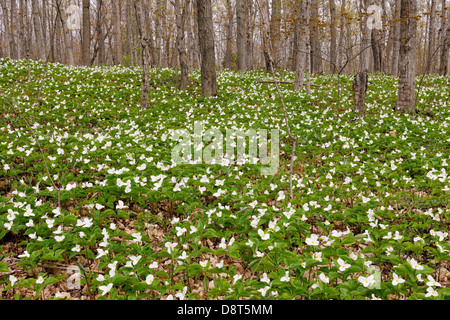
xmin=98 ymin=0 xmax=106 ymax=64
xmin=353 ymin=0 xmax=370 ymax=115
xmin=246 ymin=0 xmax=253 ymax=70
xmin=174 ymin=0 xmax=190 ymax=90
xmin=258 ymin=0 xmax=273 ymax=72
xmin=42 ymin=0 xmax=47 ymax=46
xmin=56 ymin=0 xmax=74 ymax=65
xmin=288 ymin=32 xmax=297 ymax=71
xmin=337 ymin=0 xmax=346 ymax=72
xmin=10 ymin=0 xmax=18 ymax=59
xmin=134 ymin=0 xmax=151 ymax=109
xmin=270 ymin=0 xmax=282 ymax=69
xmin=371 ymin=28 xmax=383 ymax=72
xmin=329 ymin=0 xmax=337 ymax=73
xmin=113 ymin=0 xmax=122 ymax=65
xmin=22 ymin=0 xmax=31 ymax=76
xmin=143 ymin=2 xmax=157 ymax=67
xmin=191 ymin=0 xmax=201 ymax=69
xmin=155 ymin=0 xmax=162 ymax=67
xmin=0 ymin=0 xmax=11 ymax=58
xmin=310 ymin=0 xmax=322 ymax=74
xmin=32 ymin=0 xmax=45 ymax=61
xmin=392 ymin=0 xmax=401 ymax=75
xmin=82 ymin=0 xmax=90 ymax=66
xmin=428 ymin=0 xmax=436 ymax=73
xmin=196 ymin=0 xmax=217 ymax=96
xmin=439 ymin=0 xmax=449 ymax=75
xmin=294 ymin=0 xmax=310 ymax=91
xmin=395 ymin=0 xmax=417 ymax=112
xmin=236 ymin=0 xmax=247 ymax=71
xmin=18 ymin=0 xmax=25 ymax=60
xmin=224 ymin=0 xmax=233 ymax=70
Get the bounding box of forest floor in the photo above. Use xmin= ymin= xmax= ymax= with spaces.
xmin=0 ymin=58 xmax=450 ymax=300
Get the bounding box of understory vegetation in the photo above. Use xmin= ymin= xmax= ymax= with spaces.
xmin=0 ymin=58 xmax=449 ymax=300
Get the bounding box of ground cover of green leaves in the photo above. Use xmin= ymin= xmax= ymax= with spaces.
xmin=0 ymin=58 xmax=449 ymax=300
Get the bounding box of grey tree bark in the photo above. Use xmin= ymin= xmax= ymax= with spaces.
xmin=353 ymin=0 xmax=371 ymax=115
xmin=294 ymin=0 xmax=310 ymax=91
xmin=246 ymin=0 xmax=253 ymax=70
xmin=113 ymin=0 xmax=122 ymax=65
xmin=392 ymin=0 xmax=401 ymax=76
xmin=134 ymin=0 xmax=151 ymax=109
xmin=10 ymin=0 xmax=18 ymax=59
xmin=196 ymin=0 xmax=217 ymax=97
xmin=56 ymin=0 xmax=74 ymax=65
xmin=224 ymin=0 xmax=233 ymax=70
xmin=270 ymin=0 xmax=282 ymax=69
xmin=32 ymin=0 xmax=46 ymax=61
xmin=329 ymin=0 xmax=337 ymax=73
xmin=174 ymin=0 xmax=190 ymax=90
xmin=18 ymin=0 xmax=24 ymax=60
xmin=395 ymin=0 xmax=418 ymax=112
xmin=236 ymin=0 xmax=247 ymax=71
xmin=438 ymin=0 xmax=449 ymax=75
xmin=82 ymin=0 xmax=90 ymax=66
xmin=0 ymin=0 xmax=11 ymax=58
xmin=428 ymin=0 xmax=436 ymax=73
xmin=310 ymin=0 xmax=322 ymax=74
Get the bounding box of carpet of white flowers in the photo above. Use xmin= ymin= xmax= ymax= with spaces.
xmin=0 ymin=58 xmax=449 ymax=300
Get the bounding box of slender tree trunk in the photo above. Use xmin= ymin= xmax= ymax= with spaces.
xmin=294 ymin=0 xmax=310 ymax=91
xmin=98 ymin=0 xmax=106 ymax=64
xmin=197 ymin=0 xmax=217 ymax=96
xmin=392 ymin=0 xmax=401 ymax=75
xmin=395 ymin=0 xmax=418 ymax=112
xmin=191 ymin=0 xmax=201 ymax=69
xmin=42 ymin=0 xmax=47 ymax=46
xmin=258 ymin=0 xmax=273 ymax=72
xmin=174 ymin=0 xmax=190 ymax=90
xmin=82 ymin=0 xmax=90 ymax=66
xmin=224 ymin=0 xmax=233 ymax=70
xmin=155 ymin=0 xmax=162 ymax=67
xmin=144 ymin=2 xmax=157 ymax=67
xmin=337 ymin=0 xmax=346 ymax=72
xmin=56 ymin=0 xmax=74 ymax=65
xmin=18 ymin=0 xmax=25 ymax=60
xmin=310 ymin=0 xmax=322 ymax=74
xmin=370 ymin=1 xmax=383 ymax=72
xmin=270 ymin=0 xmax=282 ymax=69
xmin=0 ymin=0 xmax=11 ymax=58
xmin=246 ymin=0 xmax=253 ymax=70
xmin=113 ymin=0 xmax=122 ymax=65
xmin=134 ymin=0 xmax=151 ymax=109
xmin=329 ymin=0 xmax=337 ymax=73
xmin=428 ymin=0 xmax=436 ymax=73
xmin=10 ymin=0 xmax=18 ymax=59
xmin=353 ymin=0 xmax=371 ymax=115
xmin=236 ymin=0 xmax=247 ymax=71
xmin=371 ymin=28 xmax=383 ymax=72
xmin=439 ymin=0 xmax=449 ymax=75
xmin=32 ymin=0 xmax=45 ymax=61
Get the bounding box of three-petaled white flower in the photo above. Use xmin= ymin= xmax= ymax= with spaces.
xmin=305 ymin=234 xmax=319 ymax=246
xmin=165 ymin=242 xmax=178 ymax=254
xmin=99 ymin=283 xmax=113 ymax=296
xmin=258 ymin=229 xmax=270 ymax=241
xmin=337 ymin=258 xmax=351 ymax=271
xmin=392 ymin=273 xmax=405 ymax=286
xmin=146 ymin=274 xmax=154 ymax=285
xmin=358 ymin=275 xmax=376 ymax=288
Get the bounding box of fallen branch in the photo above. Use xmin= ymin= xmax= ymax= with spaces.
xmin=256 ymin=80 xmax=320 ymax=87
